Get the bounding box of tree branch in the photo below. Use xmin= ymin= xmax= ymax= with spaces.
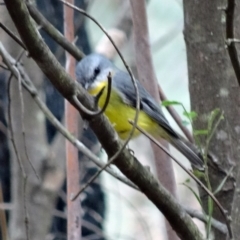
xmin=184 ymin=207 xmax=227 ymax=234
xmin=26 ymin=1 xmax=84 ymax=61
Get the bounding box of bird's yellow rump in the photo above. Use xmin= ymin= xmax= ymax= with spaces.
xmin=76 ymin=53 xmax=203 ymax=169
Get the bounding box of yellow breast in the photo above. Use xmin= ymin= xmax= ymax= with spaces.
xmin=88 ymin=81 xmax=160 ymax=140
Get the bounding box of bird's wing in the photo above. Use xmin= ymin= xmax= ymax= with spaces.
xmin=113 ymin=70 xmax=178 ymax=138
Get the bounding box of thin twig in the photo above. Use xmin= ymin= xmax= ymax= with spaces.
xmin=93 ymin=72 xmax=112 ymax=115
xmin=0 ymin=22 xmax=26 ymax=50
xmin=7 ymin=71 xmax=26 ymax=177
xmin=2 ymin=46 xmax=39 ymax=179
xmin=7 ymin=64 xmax=30 ymax=240
xmin=23 ymin=176 xmax=29 ymax=240
xmin=58 ymin=0 xmax=136 ymax=94
xmin=26 ymin=2 xmax=84 ymax=61
xmin=129 ymin=121 xmax=232 ymax=238
xmin=184 ymin=206 xmax=227 ymax=234
xmin=72 ymin=72 xmax=112 ymax=117
xmin=4 ymin=47 xmax=32 ymax=239
xmin=15 ymin=50 xmax=39 ymax=180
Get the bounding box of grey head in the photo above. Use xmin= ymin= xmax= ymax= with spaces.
xmin=76 ymin=53 xmax=116 ymax=90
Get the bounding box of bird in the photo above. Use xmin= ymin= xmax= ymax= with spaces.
xmin=75 ymin=53 xmax=204 ymax=169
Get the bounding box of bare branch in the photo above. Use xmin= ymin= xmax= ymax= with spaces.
xmin=16 ymin=50 xmax=39 ymax=180
xmin=184 ymin=207 xmax=227 ymax=234
xmin=72 ymin=72 xmax=112 ymax=117
xmin=0 ymin=22 xmax=26 ymax=50
xmin=7 ymin=71 xmax=26 ymax=177
xmin=26 ymin=1 xmax=84 ymax=60
xmin=23 ymin=177 xmax=29 ymax=240
xmin=6 ymin=57 xmax=30 ymax=240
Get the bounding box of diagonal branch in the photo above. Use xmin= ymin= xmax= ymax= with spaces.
xmin=184 ymin=207 xmax=227 ymax=234
xmin=26 ymin=2 xmax=84 ymax=60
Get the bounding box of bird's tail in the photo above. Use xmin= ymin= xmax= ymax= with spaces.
xmin=170 ymin=137 xmax=204 ymax=170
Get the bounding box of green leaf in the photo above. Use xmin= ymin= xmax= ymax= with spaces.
xmin=161 ymin=100 xmax=181 ymax=107
xmin=185 ymin=178 xmax=191 ymax=183
xmin=192 ymin=169 xmax=205 ymax=179
xmin=193 ymin=129 xmax=209 ymax=136
xmin=183 ymin=111 xmax=198 ymax=120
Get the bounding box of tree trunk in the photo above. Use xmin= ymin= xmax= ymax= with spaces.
xmin=183 ymin=0 xmax=240 ymax=239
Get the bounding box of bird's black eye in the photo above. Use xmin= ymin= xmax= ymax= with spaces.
xmin=94 ymin=67 xmax=100 ymax=76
